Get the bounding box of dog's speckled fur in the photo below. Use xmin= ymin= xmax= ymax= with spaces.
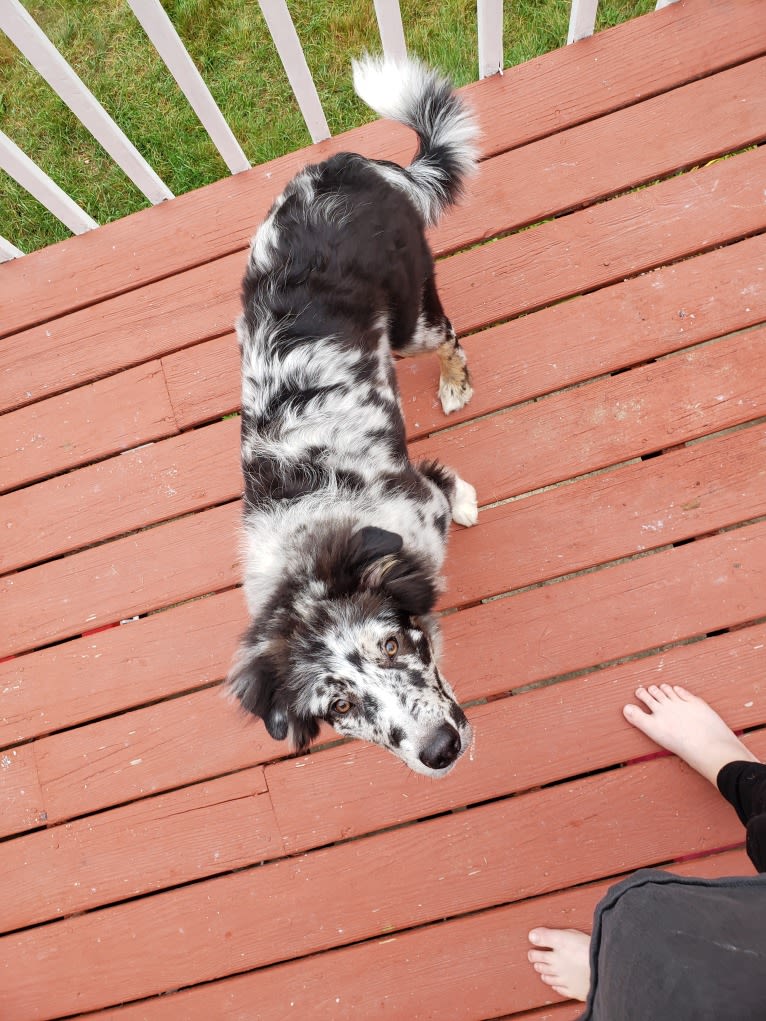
xmin=227 ymin=56 xmax=479 ymax=776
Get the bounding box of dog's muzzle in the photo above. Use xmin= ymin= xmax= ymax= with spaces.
xmin=419 ymin=722 xmax=462 ymax=771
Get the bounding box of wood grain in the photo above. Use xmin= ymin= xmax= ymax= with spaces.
xmin=1 ymin=747 xmax=760 ymax=1019
xmin=2 ymin=0 xmax=760 ymax=342
xmin=0 ymin=767 xmax=278 ymax=933
xmin=4 ymin=72 xmax=765 ymax=417
xmin=7 ymin=622 xmax=764 ymax=925
xmin=26 ymin=522 xmax=766 ymax=824
xmin=0 ymin=362 xmax=177 ymax=496
xmin=0 ymin=416 xmax=240 ymax=574
xmin=2 ymin=7 xmax=766 ymax=1017
xmin=413 ymin=326 xmax=766 ymax=506
xmin=87 ymin=850 xmax=750 ymax=1021
xmin=267 ymin=620 xmax=766 ymax=854
xmin=161 ymin=231 xmax=766 ymax=438
xmin=5 ymin=324 xmax=764 ymax=659
xmin=0 ymin=744 xmax=45 ymax=840
xmin=3 ymin=421 xmax=763 ymax=754
xmin=429 ymin=55 xmax=766 ymax=256
xmin=437 ymin=146 xmax=766 ymax=337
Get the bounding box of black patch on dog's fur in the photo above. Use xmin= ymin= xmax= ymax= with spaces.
xmin=227 ymin=57 xmax=477 ymax=772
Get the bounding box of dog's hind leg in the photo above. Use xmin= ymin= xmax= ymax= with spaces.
xmin=418 ymin=459 xmax=479 ymax=528
xmin=395 ymin=274 xmax=473 ymax=416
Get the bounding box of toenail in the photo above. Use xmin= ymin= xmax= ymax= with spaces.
xmin=529 ymin=930 xmax=541 ymax=944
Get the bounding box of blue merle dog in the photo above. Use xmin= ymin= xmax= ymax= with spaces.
xmin=227 ymin=55 xmax=479 ymax=776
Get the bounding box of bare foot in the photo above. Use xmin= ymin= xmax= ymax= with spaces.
xmin=527 ymin=927 xmax=591 ymax=1001
xmin=623 ymin=684 xmax=760 ymax=786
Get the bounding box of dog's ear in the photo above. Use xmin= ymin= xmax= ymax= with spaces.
xmin=351 ymin=526 xmax=403 ymax=567
xmin=226 ymin=642 xmax=289 ymax=741
xmin=227 ymin=639 xmax=321 ymax=750
xmin=323 ymin=526 xmax=403 ymax=596
xmin=351 ymin=527 xmax=437 ymax=617
xmin=376 ymin=549 xmax=437 ymax=617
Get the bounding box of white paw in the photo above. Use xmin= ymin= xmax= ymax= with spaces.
xmin=452 ymin=476 xmax=478 ymax=527
xmin=439 ymin=377 xmax=473 ymax=415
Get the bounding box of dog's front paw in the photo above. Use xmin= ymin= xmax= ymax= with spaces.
xmin=439 ymin=376 xmax=474 ymax=415
xmin=451 ymin=476 xmax=478 ymax=527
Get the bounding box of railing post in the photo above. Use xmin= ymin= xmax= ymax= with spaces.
xmin=0 ymin=0 xmax=172 ymax=204
xmin=477 ymin=0 xmax=504 ymax=78
xmin=567 ymin=0 xmax=599 ymax=43
xmin=0 ymin=131 xmax=98 ymax=236
xmin=373 ymin=0 xmax=407 ymax=62
xmin=258 ymin=0 xmax=331 ymax=144
xmin=0 ymin=236 xmax=25 ymax=262
xmin=127 ymin=0 xmax=250 ymax=175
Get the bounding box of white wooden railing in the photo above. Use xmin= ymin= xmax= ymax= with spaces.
xmin=0 ymin=0 xmax=676 ymax=261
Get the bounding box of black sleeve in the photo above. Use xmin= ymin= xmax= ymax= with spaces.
xmin=717 ymin=760 xmax=766 ymax=873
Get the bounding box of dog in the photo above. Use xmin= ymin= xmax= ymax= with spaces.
xmin=227 ymin=55 xmax=479 ymax=777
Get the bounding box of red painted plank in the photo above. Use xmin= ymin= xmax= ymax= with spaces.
xmin=12 ymin=320 xmax=766 ymax=579
xmin=0 ymin=252 xmax=242 ymax=415
xmin=28 ymin=522 xmax=766 ymax=824
xmin=267 ymin=621 xmax=766 ymax=853
xmin=6 ymin=323 xmax=765 ymax=659
xmin=162 ymin=332 xmax=239 ymax=428
xmin=438 ymin=423 xmax=766 ymax=610
xmin=430 ymin=55 xmax=766 ymax=257
xmin=0 ymin=416 xmax=240 ymax=574
xmin=34 ymin=684 xmax=288 ymax=824
xmin=162 ymin=233 xmax=766 ymax=436
xmin=1 ymin=745 xmax=760 ymax=1019
xmin=400 ymin=234 xmax=766 ymax=439
xmin=438 ymin=145 xmax=766 ymax=337
xmin=414 ymin=326 xmax=766 ymax=507
xmin=0 ymin=117 xmax=408 ymax=342
xmin=88 ymin=850 xmax=750 ymax=1021
xmin=0 ymin=744 xmax=45 ymax=840
xmin=2 ymin=396 xmax=763 ymax=746
xmin=0 ymin=501 xmax=240 ymax=658
xmin=4 ymin=421 xmax=763 ymax=752
xmin=504 ymin=1007 xmax=583 ymax=1021
xmin=0 ymin=767 xmax=279 ymax=933
xmin=441 ymin=519 xmax=766 ymax=705
xmin=0 ymin=589 xmax=244 ymax=748
xmin=5 ymin=71 xmax=766 ymax=418
xmin=0 ymin=362 xmax=177 ymax=498
xmin=2 ymin=0 xmax=760 ymax=341
xmin=21 ymin=241 xmax=763 ymax=577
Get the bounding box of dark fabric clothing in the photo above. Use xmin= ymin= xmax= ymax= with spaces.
xmin=578 ymin=869 xmax=766 ymax=1021
xmin=717 ymin=760 xmax=766 ymax=872
xmin=574 ymin=762 xmax=766 ymax=1020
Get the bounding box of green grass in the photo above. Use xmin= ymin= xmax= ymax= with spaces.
xmin=0 ymin=0 xmax=654 ymax=254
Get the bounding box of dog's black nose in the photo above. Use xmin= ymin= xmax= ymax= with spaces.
xmin=419 ymin=723 xmax=461 ymax=770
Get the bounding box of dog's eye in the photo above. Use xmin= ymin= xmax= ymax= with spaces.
xmin=331 ymin=698 xmax=352 ymax=715
xmin=384 ymin=637 xmax=399 ymax=659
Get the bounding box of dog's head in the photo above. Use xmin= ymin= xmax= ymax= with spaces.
xmin=228 ymin=525 xmax=472 ymax=776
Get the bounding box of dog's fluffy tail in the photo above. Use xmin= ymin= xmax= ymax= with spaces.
xmin=352 ymin=54 xmax=478 ymax=226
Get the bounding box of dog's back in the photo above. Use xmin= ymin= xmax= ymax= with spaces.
xmin=229 ymin=57 xmax=479 ymax=774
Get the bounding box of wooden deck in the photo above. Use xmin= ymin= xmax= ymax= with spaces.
xmin=2 ymin=1 xmax=766 ymax=1017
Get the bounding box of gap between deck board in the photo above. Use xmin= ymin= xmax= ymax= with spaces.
xmin=1 ymin=742 xmax=762 ymax=1019
xmin=3 ymin=318 xmax=765 ymax=659
xmin=12 ymin=520 xmax=766 ymax=828
xmin=3 ymin=225 xmax=765 ymax=559
xmin=83 ymin=847 xmax=751 ymax=1021
xmin=1 ymin=0 xmax=762 ymax=341
xmin=2 ymin=419 xmax=764 ymax=759
xmin=2 ymin=619 xmax=764 ymax=934
xmin=2 ymin=65 xmax=765 ymax=416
